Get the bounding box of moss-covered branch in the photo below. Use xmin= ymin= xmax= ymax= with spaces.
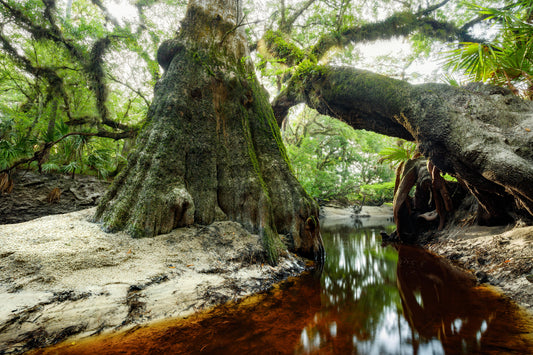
xmin=88 ymin=37 xmax=112 ymax=125
xmin=274 ymin=64 xmax=533 ymax=222
xmin=0 ymin=0 xmax=85 ymax=61
xmin=0 ymin=0 xmax=144 ymax=132
xmin=310 ymin=11 xmax=478 ymax=61
xmin=273 ymin=65 xmax=414 ymax=140
xmin=65 ymin=115 xmax=139 ymax=133
xmin=259 ymin=2 xmax=483 ymax=85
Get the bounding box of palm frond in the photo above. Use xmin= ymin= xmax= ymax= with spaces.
xmin=378 ymin=141 xmax=417 ymax=167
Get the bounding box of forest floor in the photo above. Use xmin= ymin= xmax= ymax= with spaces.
xmin=1 ymin=171 xmax=532 ymax=353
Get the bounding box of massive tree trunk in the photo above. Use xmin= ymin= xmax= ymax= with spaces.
xmin=94 ymin=0 xmax=323 ymax=263
xmin=273 ymin=67 xmax=533 ymax=226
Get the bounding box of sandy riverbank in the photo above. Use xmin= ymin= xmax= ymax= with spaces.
xmin=428 ymin=223 xmax=533 ymax=311
xmin=0 ymin=208 xmax=307 ymax=354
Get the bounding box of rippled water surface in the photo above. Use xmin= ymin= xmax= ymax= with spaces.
xmin=39 ymin=216 xmax=533 ymax=354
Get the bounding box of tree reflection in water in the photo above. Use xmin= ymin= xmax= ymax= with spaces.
xmin=298 ymin=223 xmax=533 ymax=354
xmin=396 ymin=245 xmax=532 ymax=354
xmin=38 ymin=220 xmax=533 ymax=354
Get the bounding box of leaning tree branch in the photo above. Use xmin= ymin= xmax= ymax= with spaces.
xmin=273 ymin=65 xmax=533 ymax=218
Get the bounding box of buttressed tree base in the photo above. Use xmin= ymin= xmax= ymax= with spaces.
xmin=94 ymin=0 xmax=323 ymax=263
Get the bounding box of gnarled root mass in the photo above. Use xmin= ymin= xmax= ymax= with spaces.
xmin=392 ymin=158 xmax=461 ymax=241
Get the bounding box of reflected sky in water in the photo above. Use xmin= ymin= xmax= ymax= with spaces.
xmin=297 ymin=219 xmax=532 ymax=354
xmin=296 ymin=221 xmax=415 ymax=354
xmin=39 ymin=217 xmax=533 ymax=354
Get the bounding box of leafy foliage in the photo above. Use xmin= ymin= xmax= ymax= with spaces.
xmin=283 ymin=106 xmax=395 ymax=203
xmin=0 ymin=0 xmax=527 ymax=188
xmin=0 ymin=0 xmax=178 ymax=176
xmin=359 ymin=181 xmax=395 ymax=206
xmin=445 ymin=0 xmax=533 ymax=98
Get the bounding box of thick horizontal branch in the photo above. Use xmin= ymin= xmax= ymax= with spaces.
xmin=310 ymin=10 xmax=478 ymax=61
xmin=273 ymin=66 xmax=414 ymax=140
xmin=273 ymin=65 xmax=533 ymax=217
xmin=102 ymin=118 xmax=137 ymax=132
xmin=66 ymin=115 xmax=137 ymax=132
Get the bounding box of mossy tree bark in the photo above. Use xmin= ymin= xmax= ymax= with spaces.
xmin=273 ymin=67 xmax=533 ymax=228
xmin=94 ymin=0 xmax=323 ymax=263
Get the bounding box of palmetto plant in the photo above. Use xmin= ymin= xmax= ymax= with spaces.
xmin=445 ymin=1 xmax=533 ymax=98
xmin=378 ymin=140 xmax=418 ymax=168
xmin=0 ymin=119 xmax=34 ymax=170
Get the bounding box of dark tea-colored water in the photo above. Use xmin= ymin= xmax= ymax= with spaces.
xmin=37 ymin=216 xmax=533 ymax=354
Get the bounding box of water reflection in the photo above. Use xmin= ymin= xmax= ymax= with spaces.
xmin=296 ymin=222 xmax=409 ymax=354
xmin=298 ymin=222 xmax=532 ymax=354
xmin=37 ymin=218 xmax=532 ymax=354
xmin=396 ymin=245 xmax=532 ymax=354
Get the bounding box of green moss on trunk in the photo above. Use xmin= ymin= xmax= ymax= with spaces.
xmin=94 ymin=0 xmax=324 ymax=264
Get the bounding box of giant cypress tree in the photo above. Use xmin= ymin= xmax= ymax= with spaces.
xmin=94 ymin=0 xmax=323 ymax=262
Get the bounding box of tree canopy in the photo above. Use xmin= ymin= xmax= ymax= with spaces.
xmin=1 ymin=0 xmax=530 ymax=174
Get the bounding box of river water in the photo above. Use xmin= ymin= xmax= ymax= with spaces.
xmin=37 ymin=214 xmax=533 ymax=354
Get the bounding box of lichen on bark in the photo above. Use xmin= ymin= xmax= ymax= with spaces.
xmin=94 ymin=0 xmax=323 ymax=263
